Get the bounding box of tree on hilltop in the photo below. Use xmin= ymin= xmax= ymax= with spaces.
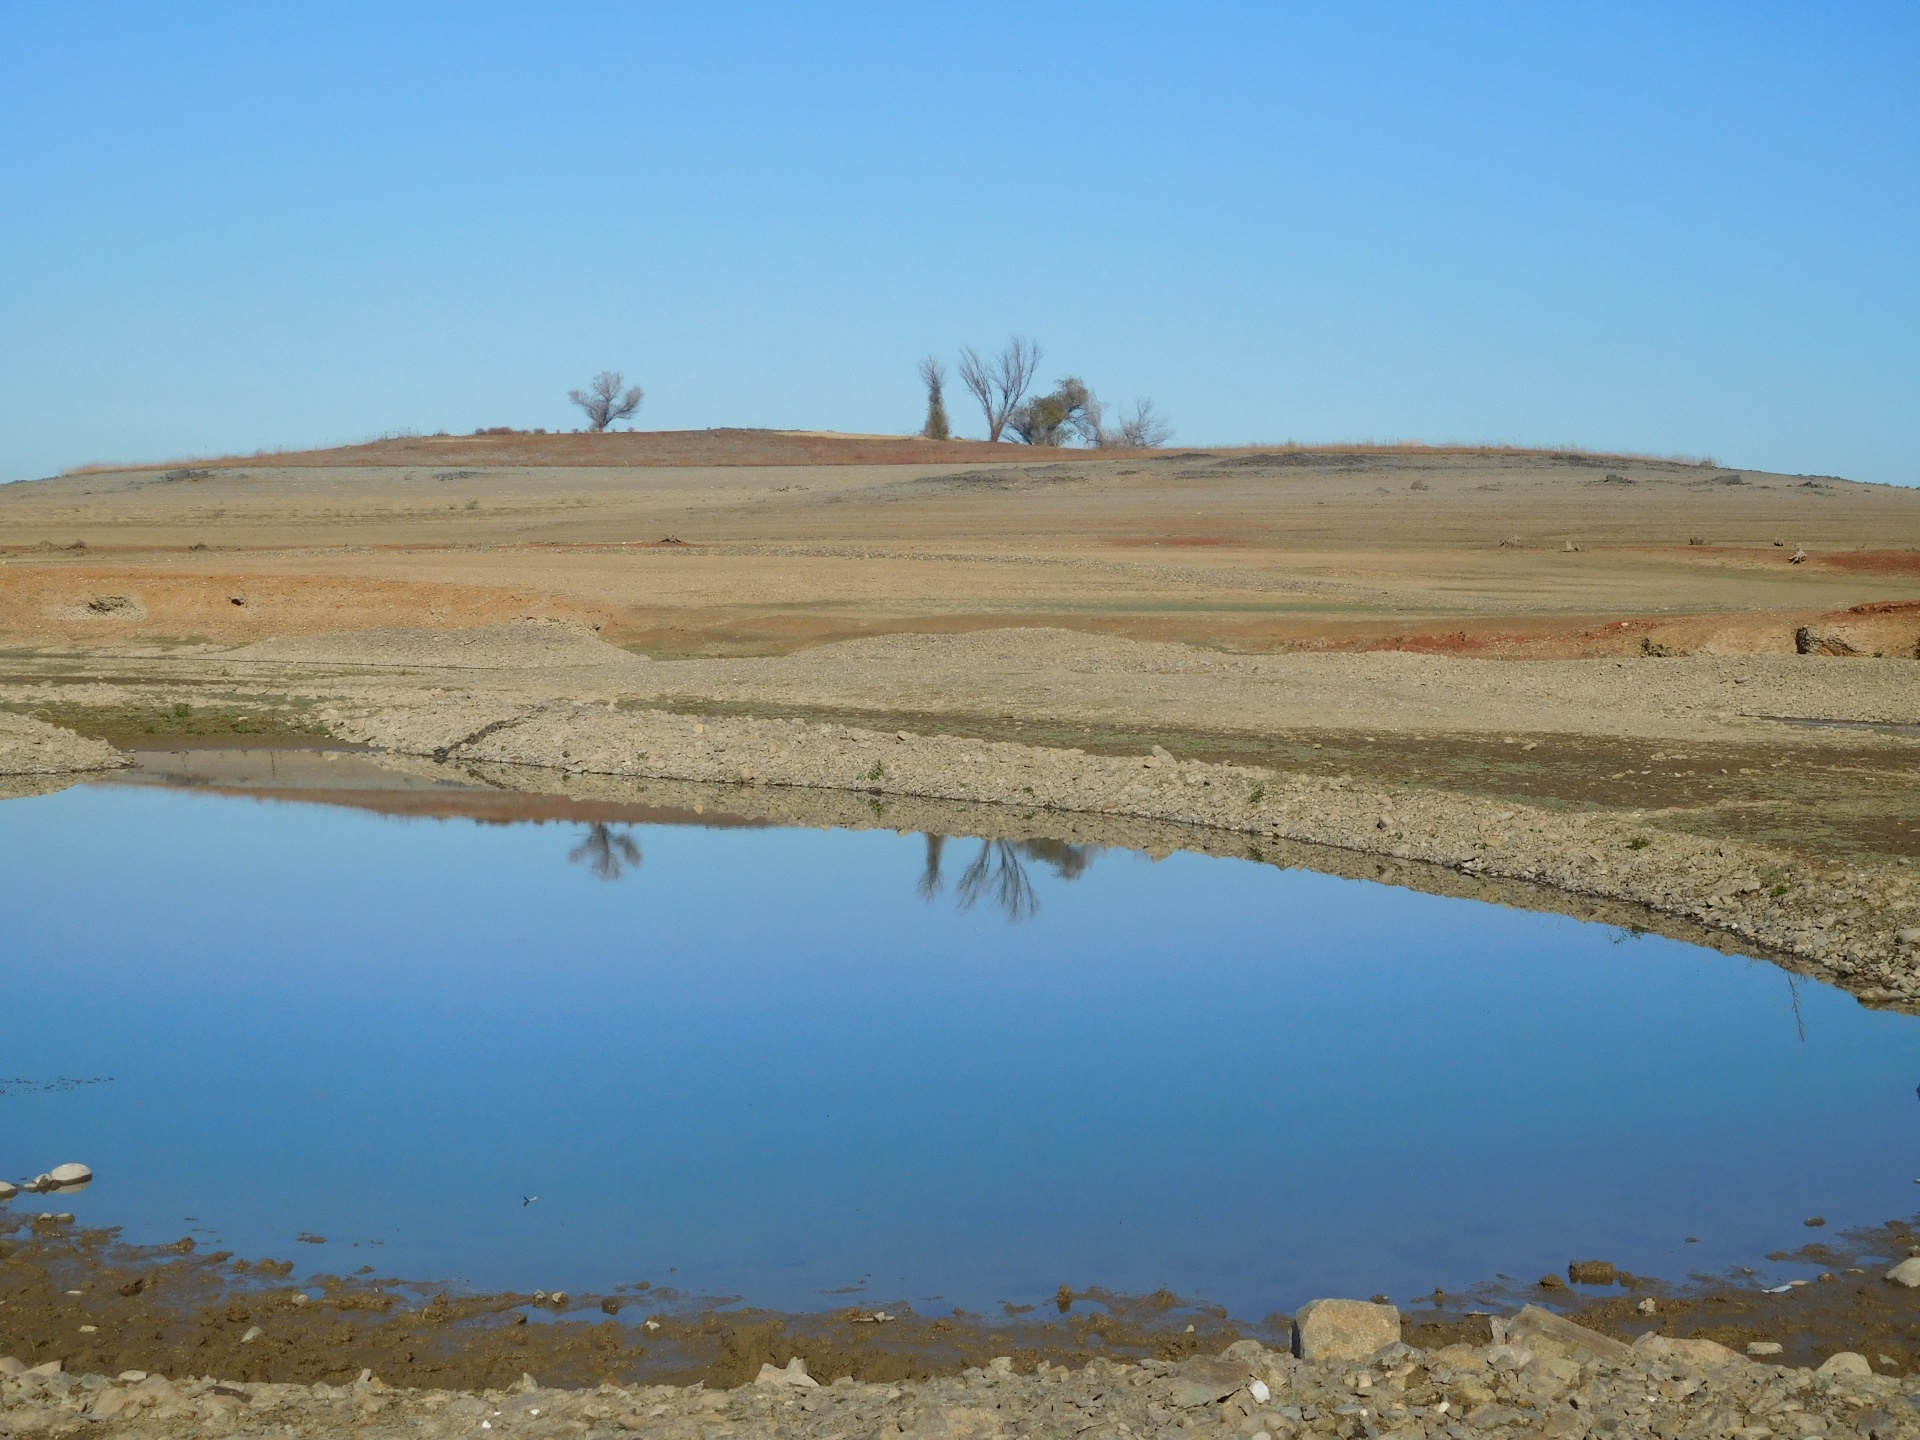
xmin=1007 ymin=376 xmax=1092 ymax=446
xmin=568 ymin=371 xmax=644 ymax=432
xmin=918 ymin=356 xmax=951 ymax=440
xmin=957 ymin=337 xmax=1041 ymax=442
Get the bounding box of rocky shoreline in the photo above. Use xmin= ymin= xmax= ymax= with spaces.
xmin=311 ymin=701 xmax=1920 ymax=1010
xmin=8 ymin=1303 xmax=1920 ymax=1439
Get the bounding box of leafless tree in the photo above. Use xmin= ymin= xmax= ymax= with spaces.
xmin=917 ymin=833 xmax=947 ymax=899
xmin=568 ymin=371 xmax=644 ymax=432
xmin=955 ymin=840 xmax=1042 ymax=921
xmin=917 ymin=356 xmax=951 ymax=440
xmin=1113 ymin=398 xmax=1173 ymax=448
xmin=956 ymin=337 xmax=1041 ymax=442
xmin=569 ymin=823 xmax=642 ymax=881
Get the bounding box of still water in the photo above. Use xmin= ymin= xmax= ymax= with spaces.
xmin=2 ymin=780 xmax=1917 ymax=1317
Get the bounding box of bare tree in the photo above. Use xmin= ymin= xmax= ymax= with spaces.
xmin=956 ymin=337 xmax=1041 ymax=442
xmin=917 ymin=833 xmax=947 ymax=900
xmin=569 ymin=823 xmax=642 ymax=880
xmin=955 ymin=840 xmax=1041 ymax=921
xmin=917 ymin=356 xmax=951 ymax=440
xmin=1114 ymin=398 xmax=1173 ymax=448
xmin=568 ymin=371 xmax=644 ymax=432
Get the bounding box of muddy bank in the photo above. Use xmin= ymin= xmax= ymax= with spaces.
xmin=12 ymin=1220 xmax=1920 ymax=1440
xmin=10 ymin=1211 xmax=1920 ymax=1393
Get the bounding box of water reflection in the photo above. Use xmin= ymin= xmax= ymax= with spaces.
xmin=918 ymin=834 xmax=1097 ymax=921
xmin=569 ymin=823 xmax=643 ymax=881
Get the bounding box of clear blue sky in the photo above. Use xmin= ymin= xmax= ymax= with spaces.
xmin=2 ymin=3 xmax=1915 ymax=484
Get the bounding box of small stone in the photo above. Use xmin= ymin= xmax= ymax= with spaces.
xmin=0 ymin=1358 xmax=24 ymax=1377
xmin=1292 ymin=1299 xmax=1399 ymax=1362
xmin=1817 ymin=1352 xmax=1872 ymax=1378
xmin=1169 ymin=1357 xmax=1250 ymax=1408
xmin=1503 ymin=1305 xmax=1633 ymax=1364
xmin=1884 ymin=1257 xmax=1920 ymax=1288
xmin=48 ymin=1163 xmax=92 ymax=1187
xmin=1635 ymin=1297 xmax=1657 ymax=1315
xmin=1803 ymin=1216 xmax=1825 ymax=1227
xmin=0 ymin=1180 xmax=17 ymax=1200
xmin=241 ymin=1326 xmax=264 ymax=1344
xmin=1636 ymin=1333 xmax=1745 ymax=1370
xmin=77 ymin=1325 xmax=97 ymax=1334
xmin=1248 ymin=1379 xmax=1270 ymax=1404
xmin=1567 ymin=1260 xmax=1617 ymax=1285
xmin=754 ymin=1357 xmax=820 ymax=1388
xmin=27 ymin=1360 xmax=63 ymax=1377
xmin=1746 ymin=1342 xmax=1783 ymax=1357
xmin=1897 ymin=928 xmax=1920 ymax=947
xmin=117 ymin=1371 xmax=148 ymax=1382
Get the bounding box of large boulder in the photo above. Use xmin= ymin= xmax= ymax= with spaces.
xmin=1497 ymin=1305 xmax=1632 ymax=1364
xmin=1291 ymin=1299 xmax=1400 ymax=1362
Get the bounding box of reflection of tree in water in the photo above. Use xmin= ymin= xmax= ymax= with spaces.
xmin=917 ymin=834 xmax=1095 ymax=922
xmin=569 ymin=823 xmax=643 ymax=881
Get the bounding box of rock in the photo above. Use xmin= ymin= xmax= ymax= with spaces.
xmin=1884 ymin=1257 xmax=1920 ymax=1288
xmin=1501 ymin=1305 xmax=1633 ymax=1364
xmin=27 ymin=1360 xmax=63 ymax=1377
xmin=0 ymin=1180 xmax=16 ymax=1200
xmin=1897 ymin=927 xmax=1920 ymax=948
xmin=1635 ymin=1298 xmax=1658 ymax=1315
xmin=1520 ymin=1353 xmax=1582 ymax=1395
xmin=0 ymin=1356 xmax=24 ymax=1376
xmin=1635 ymin=1333 xmax=1746 ymax=1370
xmin=241 ymin=1326 xmax=264 ymax=1344
xmin=1796 ymin=626 xmax=1857 ymax=656
xmin=1817 ymin=1352 xmax=1872 ymax=1378
xmin=117 ymin=1371 xmax=148 ymax=1382
xmin=47 ymin=1163 xmax=92 ymax=1187
xmin=755 ymin=1357 xmax=820 ymax=1388
xmin=1291 ymin=1299 xmax=1399 ymax=1362
xmin=1168 ymin=1357 xmax=1252 ymax=1408
xmin=1747 ymin=1342 xmax=1783 ymax=1357
xmin=1568 ymin=1260 xmax=1617 ymax=1285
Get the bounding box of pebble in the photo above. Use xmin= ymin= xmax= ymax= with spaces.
xmin=1885 ymin=1257 xmax=1920 ymax=1288
xmin=48 ymin=1162 xmax=93 ymax=1186
xmin=1747 ymin=1342 xmax=1784 ymax=1357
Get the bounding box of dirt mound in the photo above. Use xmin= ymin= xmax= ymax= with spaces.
xmin=0 ymin=712 xmax=129 ymax=776
xmin=226 ymin=619 xmax=646 ymax=671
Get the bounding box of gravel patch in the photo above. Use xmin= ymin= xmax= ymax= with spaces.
xmin=7 ymin=1320 xmax=1917 ymax=1440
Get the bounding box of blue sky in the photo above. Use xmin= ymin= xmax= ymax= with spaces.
xmin=1 ymin=3 xmax=1915 ymax=484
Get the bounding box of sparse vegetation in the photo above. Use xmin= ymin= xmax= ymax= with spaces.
xmin=917 ymin=357 xmax=951 ymax=441
xmin=567 ymin=371 xmax=644 ymax=432
xmin=957 ymin=337 xmax=1041 ymax=443
xmin=1007 ymin=377 xmax=1091 ymax=447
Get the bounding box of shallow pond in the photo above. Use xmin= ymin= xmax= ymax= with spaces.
xmin=3 ymin=777 xmax=1917 ymax=1318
